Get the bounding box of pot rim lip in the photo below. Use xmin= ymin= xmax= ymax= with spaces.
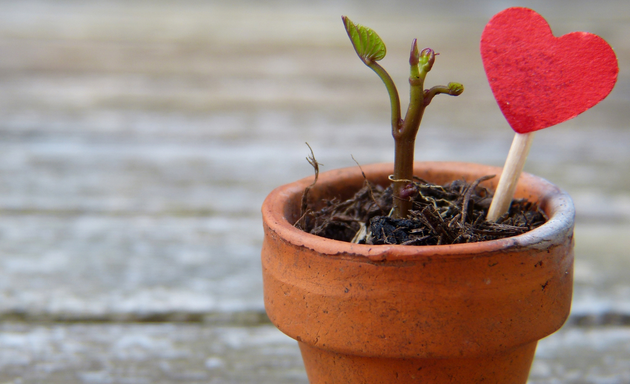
xmin=262 ymin=161 xmax=575 ymax=261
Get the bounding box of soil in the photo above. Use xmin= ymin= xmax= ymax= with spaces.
xmin=294 ymin=175 xmax=547 ymax=246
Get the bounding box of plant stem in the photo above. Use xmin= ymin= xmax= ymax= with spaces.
xmin=392 ymin=136 xmax=418 ymax=216
xmin=367 ymin=61 xmax=402 ymax=133
xmin=391 ymin=43 xmax=428 ymax=219
xmin=366 ymin=60 xmax=421 ymax=219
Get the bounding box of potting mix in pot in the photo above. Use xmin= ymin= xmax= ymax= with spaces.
xmin=295 ymin=7 xmax=618 ymax=246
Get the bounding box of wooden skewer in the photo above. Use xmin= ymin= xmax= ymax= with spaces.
xmin=486 ymin=132 xmax=535 ymax=222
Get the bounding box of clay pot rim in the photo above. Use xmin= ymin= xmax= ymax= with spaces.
xmin=263 ymin=161 xmax=575 ymax=263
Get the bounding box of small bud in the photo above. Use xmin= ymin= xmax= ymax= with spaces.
xmin=409 ymin=39 xmax=420 ymax=66
xmin=400 ymin=183 xmax=418 ymax=199
xmin=448 ymin=82 xmax=464 ymax=96
xmin=419 ymin=48 xmax=436 ymax=72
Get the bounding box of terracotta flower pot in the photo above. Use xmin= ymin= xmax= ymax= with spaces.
xmin=261 ymin=162 xmax=574 ymax=384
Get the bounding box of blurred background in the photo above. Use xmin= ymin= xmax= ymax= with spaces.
xmin=0 ymin=0 xmax=628 ymax=383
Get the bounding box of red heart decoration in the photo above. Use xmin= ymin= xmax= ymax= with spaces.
xmin=481 ymin=7 xmax=619 ymax=133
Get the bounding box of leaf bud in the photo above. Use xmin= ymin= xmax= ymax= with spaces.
xmin=419 ymin=48 xmax=436 ymax=72
xmin=409 ymin=39 xmax=420 ymax=66
xmin=448 ymin=82 xmax=464 ymax=96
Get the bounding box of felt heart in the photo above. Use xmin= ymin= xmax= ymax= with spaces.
xmin=481 ymin=7 xmax=618 ymax=133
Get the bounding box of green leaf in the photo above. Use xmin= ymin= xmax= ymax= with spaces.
xmin=342 ymin=16 xmax=386 ymax=63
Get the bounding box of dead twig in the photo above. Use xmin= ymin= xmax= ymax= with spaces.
xmin=294 ymin=143 xmax=321 ymax=229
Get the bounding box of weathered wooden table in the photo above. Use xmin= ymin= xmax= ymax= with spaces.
xmin=0 ymin=1 xmax=629 ymax=382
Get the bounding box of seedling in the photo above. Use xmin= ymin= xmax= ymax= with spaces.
xmin=342 ymin=16 xmax=463 ymax=219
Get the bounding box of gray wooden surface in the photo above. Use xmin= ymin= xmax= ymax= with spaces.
xmin=0 ymin=1 xmax=629 ymax=382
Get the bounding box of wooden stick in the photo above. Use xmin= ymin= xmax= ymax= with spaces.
xmin=486 ymin=132 xmax=535 ymax=222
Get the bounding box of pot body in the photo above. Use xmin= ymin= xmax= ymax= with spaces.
xmin=261 ymin=162 xmax=574 ymax=384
